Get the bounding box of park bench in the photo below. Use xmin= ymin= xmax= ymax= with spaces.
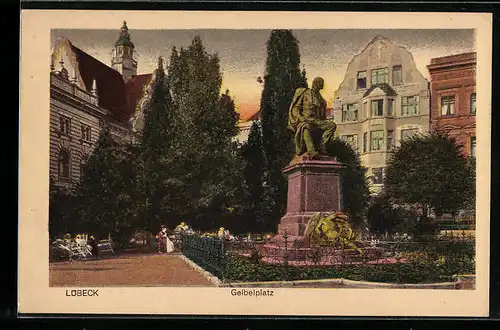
xmin=98 ymin=235 xmax=115 ymax=255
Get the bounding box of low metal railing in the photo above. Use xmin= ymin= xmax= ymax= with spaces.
xmin=180 ymin=234 xmax=228 ymax=279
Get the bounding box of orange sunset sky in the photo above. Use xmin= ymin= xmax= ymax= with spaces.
xmin=51 ymin=28 xmax=475 ymax=121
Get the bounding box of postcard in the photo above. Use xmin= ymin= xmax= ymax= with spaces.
xmin=19 ymin=10 xmax=492 ymax=316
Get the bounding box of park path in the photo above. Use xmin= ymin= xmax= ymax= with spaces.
xmin=50 ymin=253 xmax=214 ymax=287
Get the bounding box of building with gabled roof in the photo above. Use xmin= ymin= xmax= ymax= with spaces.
xmin=49 ymin=21 xmax=152 ymax=190
xmin=332 ymin=35 xmax=431 ymax=195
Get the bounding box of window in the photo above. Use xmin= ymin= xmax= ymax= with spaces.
xmin=470 ymin=93 xmax=476 ymax=115
xmin=392 ymin=65 xmax=402 ymax=85
xmin=470 ymin=136 xmax=476 ymax=158
xmin=372 ymin=167 xmax=384 ymax=184
xmin=59 ymin=116 xmax=70 ymax=135
xmin=80 ymin=162 xmax=85 ymax=182
xmin=371 ymin=99 xmax=384 ymax=117
xmin=363 ymin=132 xmax=367 ymax=153
xmin=342 ymin=103 xmax=358 ymax=122
xmin=441 ymin=95 xmax=455 ymax=115
xmin=370 ymin=130 xmax=384 ymax=151
xmin=387 ymin=99 xmax=394 ymax=116
xmin=363 ymin=102 xmax=369 ymax=119
xmin=401 ymin=128 xmax=419 ymax=141
xmin=118 ymin=47 xmax=122 ymax=55
xmin=342 ymin=134 xmax=358 ymax=152
xmin=58 ymin=150 xmax=70 ymax=180
xmin=387 ymin=130 xmax=394 ymax=150
xmin=402 ymin=96 xmax=419 ymax=116
xmin=372 ymin=168 xmax=384 ymax=184
xmin=79 ymin=156 xmax=88 ymax=182
xmin=81 ymin=125 xmax=91 ymax=142
xmin=357 ymin=71 xmax=367 ymax=89
xmin=371 ymin=67 xmax=388 ymax=85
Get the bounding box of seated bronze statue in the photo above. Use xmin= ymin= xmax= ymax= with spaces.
xmin=288 ymin=77 xmax=337 ymax=158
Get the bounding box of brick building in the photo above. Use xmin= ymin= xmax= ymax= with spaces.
xmin=427 ymin=52 xmax=476 ymax=158
xmin=50 ymin=21 xmax=152 ymax=190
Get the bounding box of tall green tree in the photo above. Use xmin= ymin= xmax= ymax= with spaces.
xmin=385 ymin=132 xmax=474 ymax=216
xmin=134 ymin=56 xmax=181 ymax=232
xmin=325 ymin=138 xmax=370 ymax=228
xmin=166 ymin=36 xmax=242 ymax=230
xmin=75 ymin=124 xmax=134 ymax=244
xmin=259 ymin=30 xmax=308 ymax=231
xmin=49 ymin=176 xmax=78 ymax=238
xmin=241 ymin=120 xmax=265 ymax=231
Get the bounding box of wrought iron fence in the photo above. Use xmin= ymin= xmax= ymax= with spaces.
xmin=180 ymin=234 xmax=228 ymax=279
xmin=180 ymin=232 xmax=475 ymax=284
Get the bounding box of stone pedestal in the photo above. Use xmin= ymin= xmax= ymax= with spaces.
xmin=277 ymin=155 xmax=345 ymax=237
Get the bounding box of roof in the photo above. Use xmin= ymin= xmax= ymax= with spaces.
xmin=237 ymin=103 xmax=260 ymax=122
xmin=115 ymin=21 xmax=135 ymax=48
xmin=429 ymin=52 xmax=476 ymax=66
xmin=363 ymin=83 xmax=397 ymax=98
xmin=124 ymin=74 xmax=153 ymax=119
xmin=69 ymin=43 xmax=130 ymax=124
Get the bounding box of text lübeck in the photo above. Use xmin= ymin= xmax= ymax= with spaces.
xmin=65 ymin=289 xmax=99 ymax=297
xmin=230 ymin=289 xmax=274 ymax=297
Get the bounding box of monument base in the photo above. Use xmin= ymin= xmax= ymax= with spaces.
xmin=260 ymin=155 xmax=347 ymax=261
xmin=277 ymin=155 xmax=345 ymax=237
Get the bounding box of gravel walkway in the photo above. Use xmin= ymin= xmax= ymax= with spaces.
xmin=49 ymin=253 xmax=214 ymax=287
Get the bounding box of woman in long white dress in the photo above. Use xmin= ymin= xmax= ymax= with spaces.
xmin=165 ymin=233 xmax=175 ymax=253
xmin=160 ymin=226 xmax=175 ymax=253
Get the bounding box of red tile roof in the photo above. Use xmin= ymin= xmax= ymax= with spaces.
xmin=237 ymin=103 xmax=260 ymax=122
xmin=124 ymin=74 xmax=152 ymax=119
xmin=69 ymin=43 xmax=130 ymax=124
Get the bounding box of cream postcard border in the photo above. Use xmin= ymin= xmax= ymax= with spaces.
xmin=19 ymin=10 xmax=492 ymax=316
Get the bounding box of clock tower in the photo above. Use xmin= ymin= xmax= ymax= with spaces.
xmin=111 ymin=21 xmax=138 ymax=81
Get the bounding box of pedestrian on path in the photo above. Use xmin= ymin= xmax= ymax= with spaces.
xmin=157 ymin=225 xmax=166 ymax=253
xmin=88 ymin=235 xmax=100 ymax=258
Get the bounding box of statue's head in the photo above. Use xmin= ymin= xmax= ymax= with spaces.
xmin=312 ymin=77 xmax=324 ymax=91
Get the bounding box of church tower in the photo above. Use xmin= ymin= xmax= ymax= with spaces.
xmin=111 ymin=21 xmax=137 ymax=81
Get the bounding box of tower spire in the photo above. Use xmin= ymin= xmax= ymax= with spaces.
xmin=115 ymin=20 xmax=134 ymax=49
xmin=111 ymin=20 xmax=137 ymax=81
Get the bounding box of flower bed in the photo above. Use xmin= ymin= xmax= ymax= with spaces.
xmin=223 ymin=255 xmax=474 ymax=284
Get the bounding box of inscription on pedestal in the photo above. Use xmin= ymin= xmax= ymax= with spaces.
xmin=278 ymin=156 xmax=345 ymax=236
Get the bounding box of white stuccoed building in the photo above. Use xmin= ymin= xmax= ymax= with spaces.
xmin=332 ymin=35 xmax=430 ymax=195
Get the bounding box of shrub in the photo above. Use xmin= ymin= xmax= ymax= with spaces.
xmin=223 ymin=254 xmax=474 ymax=284
xmin=222 ymin=236 xmax=475 ymax=284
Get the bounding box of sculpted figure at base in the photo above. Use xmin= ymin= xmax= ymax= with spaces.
xmin=288 ymin=77 xmax=337 ymax=157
